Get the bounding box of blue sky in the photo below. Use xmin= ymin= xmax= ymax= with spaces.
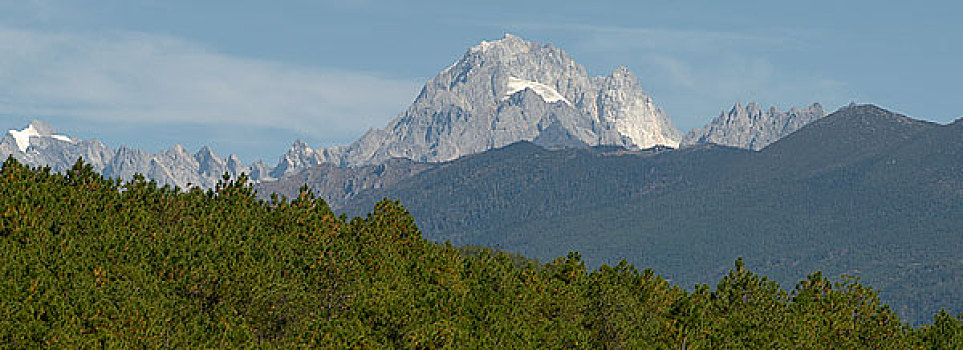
xmin=2 ymin=1 xmax=961 ymax=163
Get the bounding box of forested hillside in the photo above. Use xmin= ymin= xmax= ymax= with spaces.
xmin=340 ymin=105 xmax=963 ymax=325
xmin=2 ymin=157 xmax=962 ymax=348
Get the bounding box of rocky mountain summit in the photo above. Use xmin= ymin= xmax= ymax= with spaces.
xmin=682 ymin=102 xmax=825 ymax=151
xmin=2 ymin=120 xmax=249 ymax=189
xmin=2 ymin=120 xmax=113 ymax=173
xmin=276 ymin=34 xmax=682 ymax=174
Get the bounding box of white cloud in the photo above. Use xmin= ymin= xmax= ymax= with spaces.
xmin=0 ymin=27 xmax=421 ymax=142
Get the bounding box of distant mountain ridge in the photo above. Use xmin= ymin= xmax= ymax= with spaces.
xmin=682 ymin=102 xmax=825 ymax=150
xmin=2 ymin=121 xmax=113 ymax=173
xmin=1 ymin=121 xmax=249 ymax=189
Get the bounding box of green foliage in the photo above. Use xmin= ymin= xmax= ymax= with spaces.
xmin=921 ymin=310 xmax=963 ymax=350
xmin=339 ymin=112 xmax=963 ymax=325
xmin=1 ymin=156 xmax=960 ymax=348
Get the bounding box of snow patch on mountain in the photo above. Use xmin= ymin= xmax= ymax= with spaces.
xmin=503 ymin=77 xmax=572 ymax=106
xmin=51 ymin=135 xmax=73 ymax=143
xmin=8 ymin=122 xmax=73 ymax=152
xmin=8 ymin=125 xmax=40 ymax=152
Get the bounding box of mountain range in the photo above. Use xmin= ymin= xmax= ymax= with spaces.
xmin=3 ymin=35 xmax=957 ymax=325
xmin=252 ymin=35 xmax=826 ymax=209
xmin=0 ymin=121 xmax=249 ymax=189
xmin=326 ymin=104 xmax=962 ymax=324
xmin=3 ymin=35 xmax=821 ymax=193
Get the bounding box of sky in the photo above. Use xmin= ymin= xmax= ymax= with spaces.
xmin=1 ymin=0 xmax=961 ymax=164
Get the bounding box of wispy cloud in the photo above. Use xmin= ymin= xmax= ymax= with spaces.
xmin=0 ymin=27 xmax=421 ymax=142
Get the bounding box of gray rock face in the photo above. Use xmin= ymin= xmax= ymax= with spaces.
xmin=297 ymin=34 xmax=680 ymax=169
xmin=2 ymin=120 xmax=113 ymax=173
xmin=226 ymin=154 xmax=248 ymax=179
xmin=195 ymin=146 xmax=226 ymax=179
xmin=270 ymin=140 xmax=326 ymax=179
xmin=682 ymin=102 xmax=826 ymax=151
xmin=248 ymin=160 xmax=275 ymax=182
xmin=3 ymin=120 xmax=254 ymax=189
xmin=102 ymin=145 xmax=154 ymax=181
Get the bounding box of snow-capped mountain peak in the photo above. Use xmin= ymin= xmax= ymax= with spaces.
xmin=309 ymin=34 xmax=681 ymax=167
xmin=7 ymin=120 xmax=73 ymax=152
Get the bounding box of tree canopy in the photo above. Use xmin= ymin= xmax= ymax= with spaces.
xmin=1 ymin=157 xmax=960 ymax=348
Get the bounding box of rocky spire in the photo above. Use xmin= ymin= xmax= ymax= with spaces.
xmin=682 ymin=102 xmax=826 ymax=151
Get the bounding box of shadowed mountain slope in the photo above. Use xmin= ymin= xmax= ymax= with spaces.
xmin=336 ymin=104 xmax=962 ymax=324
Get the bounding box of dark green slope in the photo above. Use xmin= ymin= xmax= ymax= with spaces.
xmin=753 ymin=104 xmax=939 ymax=179
xmin=341 ymin=104 xmax=963 ymax=324
xmin=6 ymin=158 xmax=960 ymax=347
xmin=342 ymin=141 xmax=752 ymax=244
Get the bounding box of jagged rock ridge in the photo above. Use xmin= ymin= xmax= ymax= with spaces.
xmin=2 ymin=120 xmax=250 ymax=189
xmin=2 ymin=121 xmax=114 ymax=174
xmin=682 ymin=102 xmax=825 ymax=151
